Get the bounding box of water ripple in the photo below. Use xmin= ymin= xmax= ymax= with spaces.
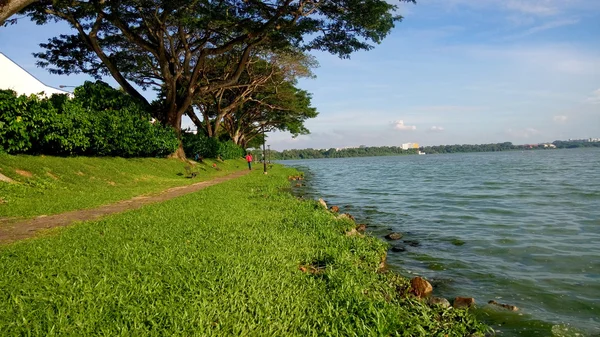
xmin=282 ymin=149 xmax=600 ymax=336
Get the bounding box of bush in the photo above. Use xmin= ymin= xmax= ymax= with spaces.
xmin=0 ymin=90 xmax=47 ymax=153
xmin=218 ymin=140 xmax=245 ymax=159
xmin=0 ymin=82 xmax=178 ymax=157
xmin=182 ymin=133 xmax=244 ymax=159
xmin=182 ymin=132 xmax=219 ymax=159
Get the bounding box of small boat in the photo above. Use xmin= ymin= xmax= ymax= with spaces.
xmin=418 ymin=151 xmax=426 ymax=155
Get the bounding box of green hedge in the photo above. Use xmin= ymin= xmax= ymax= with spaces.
xmin=182 ymin=132 xmax=245 ymax=160
xmin=0 ymin=81 xmax=178 ymax=157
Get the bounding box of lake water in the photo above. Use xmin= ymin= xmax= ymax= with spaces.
xmin=282 ymin=149 xmax=600 ymax=336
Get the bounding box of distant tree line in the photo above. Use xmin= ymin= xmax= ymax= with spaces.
xmin=252 ymin=141 xmax=600 ymax=160
xmin=552 ymin=140 xmax=600 ymax=149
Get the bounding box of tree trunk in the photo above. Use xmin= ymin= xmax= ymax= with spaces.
xmin=0 ymin=0 xmax=36 ymax=25
xmin=165 ymin=101 xmax=187 ymax=160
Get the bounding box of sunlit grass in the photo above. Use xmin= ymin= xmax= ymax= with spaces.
xmin=0 ymin=165 xmax=489 ymax=336
xmin=0 ymin=154 xmax=246 ymax=218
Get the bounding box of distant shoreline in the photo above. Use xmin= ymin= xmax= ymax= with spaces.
xmin=267 ymin=143 xmax=599 ymax=161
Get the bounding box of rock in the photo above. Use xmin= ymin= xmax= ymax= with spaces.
xmin=345 ymin=228 xmax=363 ymax=237
xmin=295 ymin=183 xmax=302 ymax=187
xmin=0 ymin=173 xmax=14 ymax=183
xmin=488 ymin=300 xmax=519 ymax=311
xmin=385 ymin=232 xmax=403 ymax=241
xmin=15 ymin=169 xmax=32 ymax=177
xmin=429 ymin=297 xmax=451 ymax=308
xmin=330 ymin=205 xmax=340 ymax=213
xmin=453 ymin=297 xmax=475 ymax=309
xmin=337 ymin=213 xmax=355 ymax=222
xmin=318 ymin=198 xmax=328 ymax=209
xmin=403 ymin=239 xmax=420 ymax=247
xmin=391 ymin=245 xmax=406 ymax=253
xmin=410 ymin=277 xmax=433 ymax=298
xmin=356 ymin=224 xmax=367 ymax=232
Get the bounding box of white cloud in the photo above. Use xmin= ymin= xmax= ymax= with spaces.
xmin=460 ymin=44 xmax=600 ymax=76
xmin=585 ymin=88 xmax=600 ymax=104
xmin=392 ymin=120 xmax=416 ymax=131
xmin=430 ymin=126 xmax=445 ymax=132
xmin=435 ymin=0 xmax=599 ymax=16
xmin=505 ymin=18 xmax=580 ymax=39
xmin=506 ymin=127 xmax=541 ymax=138
xmin=505 ymin=0 xmax=559 ymax=16
xmin=553 ymin=115 xmax=568 ymax=123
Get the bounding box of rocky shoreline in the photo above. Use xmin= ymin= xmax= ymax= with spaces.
xmin=288 ymin=173 xmax=519 ymax=317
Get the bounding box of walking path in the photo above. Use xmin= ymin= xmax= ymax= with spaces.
xmin=0 ymin=170 xmax=250 ymax=244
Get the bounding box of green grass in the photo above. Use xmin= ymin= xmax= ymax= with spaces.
xmin=0 ymin=154 xmax=246 ymax=219
xmin=0 ymin=164 xmax=489 ymax=336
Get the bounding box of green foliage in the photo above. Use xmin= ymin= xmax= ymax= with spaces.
xmin=263 ymin=146 xmax=417 ymax=160
xmin=0 ymin=82 xmax=178 ymax=157
xmin=552 ymin=140 xmax=600 ymax=149
xmin=182 ymin=132 xmax=219 ymax=159
xmin=218 ymin=140 xmax=245 ymax=160
xmin=0 ymin=154 xmax=246 ymax=218
xmin=182 ymin=132 xmax=244 ymax=159
xmin=0 ymin=89 xmax=48 ymax=153
xmin=265 ymin=140 xmax=600 ymax=160
xmin=37 ymin=100 xmax=92 ymax=155
xmin=0 ymin=165 xmax=490 ymax=336
xmin=23 ymin=0 xmax=416 ymax=137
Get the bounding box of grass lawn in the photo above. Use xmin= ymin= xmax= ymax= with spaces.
xmin=0 ymin=154 xmax=246 ymax=219
xmin=0 ymin=164 xmax=489 ymax=336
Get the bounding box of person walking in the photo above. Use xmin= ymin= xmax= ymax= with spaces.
xmin=245 ymin=153 xmax=253 ymax=170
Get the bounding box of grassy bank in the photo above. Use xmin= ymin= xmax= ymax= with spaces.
xmin=0 ymin=154 xmax=245 ymax=219
xmin=0 ymin=164 xmax=489 ymax=336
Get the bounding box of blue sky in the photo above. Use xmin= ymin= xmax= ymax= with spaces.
xmin=1 ymin=0 xmax=599 ymax=150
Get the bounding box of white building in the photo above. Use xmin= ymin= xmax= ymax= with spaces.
xmin=401 ymin=143 xmax=419 ymax=150
xmin=0 ymin=52 xmax=71 ymax=97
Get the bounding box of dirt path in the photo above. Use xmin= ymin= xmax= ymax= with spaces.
xmin=0 ymin=170 xmax=250 ymax=245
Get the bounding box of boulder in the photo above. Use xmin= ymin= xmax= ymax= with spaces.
xmin=403 ymin=239 xmax=420 ymax=247
xmin=391 ymin=245 xmax=406 ymax=253
xmin=330 ymin=205 xmax=340 ymax=213
xmin=410 ymin=277 xmax=433 ymax=298
xmin=338 ymin=213 xmax=355 ymax=222
xmin=345 ymin=228 xmax=363 ymax=237
xmin=453 ymin=297 xmax=475 ymax=309
xmin=318 ymin=198 xmax=328 ymax=209
xmin=488 ymin=300 xmax=519 ymax=311
xmin=356 ymin=224 xmax=367 ymax=232
xmin=429 ymin=297 xmax=451 ymax=308
xmin=385 ymin=232 xmax=403 ymax=241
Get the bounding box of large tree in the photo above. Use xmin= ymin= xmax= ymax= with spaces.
xmin=24 ymin=0 xmax=415 ymax=157
xmin=223 ymin=80 xmax=318 ymax=149
xmin=0 ymin=0 xmax=36 ymax=25
xmin=191 ymin=49 xmax=316 ymax=139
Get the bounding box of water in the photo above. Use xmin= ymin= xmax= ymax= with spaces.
xmin=281 ymin=149 xmax=600 ymax=336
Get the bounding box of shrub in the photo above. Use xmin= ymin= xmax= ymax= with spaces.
xmin=182 ymin=132 xmax=219 ymax=159
xmin=182 ymin=133 xmax=244 ymax=159
xmin=218 ymin=140 xmax=244 ymax=159
xmin=0 ymin=82 xmax=178 ymax=157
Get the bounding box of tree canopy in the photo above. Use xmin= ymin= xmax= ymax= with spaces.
xmin=22 ymin=0 xmax=415 ymax=157
xmin=0 ymin=0 xmax=36 ymax=25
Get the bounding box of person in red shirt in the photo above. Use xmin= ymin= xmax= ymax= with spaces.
xmin=245 ymin=153 xmax=253 ymax=170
